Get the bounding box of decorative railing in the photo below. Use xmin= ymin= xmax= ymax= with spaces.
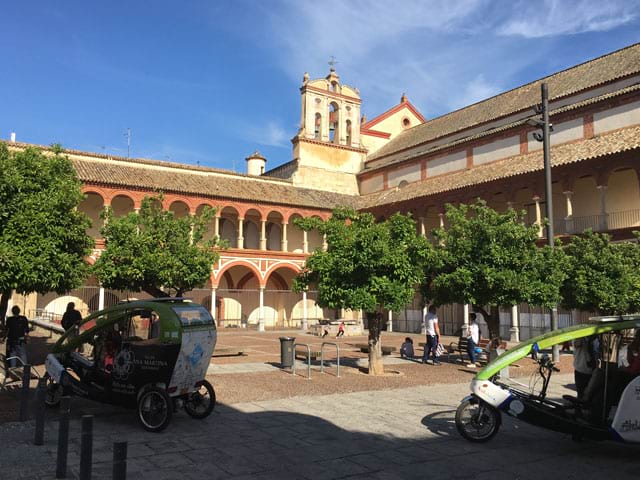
xmin=537 ymin=208 xmax=640 ymax=237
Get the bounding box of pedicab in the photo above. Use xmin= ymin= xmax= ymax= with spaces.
xmin=455 ymin=315 xmax=640 ymax=443
xmin=44 ymin=298 xmax=217 ymax=432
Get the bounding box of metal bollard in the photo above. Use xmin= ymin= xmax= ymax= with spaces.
xmin=19 ymin=364 xmax=31 ymax=421
xmin=56 ymin=396 xmax=71 ymax=479
xmin=80 ymin=415 xmax=93 ymax=480
xmin=34 ymin=377 xmax=47 ymax=445
xmin=112 ymin=441 xmax=128 ymax=480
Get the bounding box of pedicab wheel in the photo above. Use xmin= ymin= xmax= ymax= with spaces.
xmin=455 ymin=398 xmax=501 ymax=443
xmin=137 ymin=386 xmax=173 ymax=432
xmin=44 ymin=374 xmax=62 ymax=408
xmin=184 ymin=379 xmax=216 ymax=419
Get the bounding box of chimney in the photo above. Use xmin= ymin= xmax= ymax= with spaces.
xmin=10 ymin=132 xmax=16 ymax=142
xmin=245 ymin=151 xmax=267 ymax=176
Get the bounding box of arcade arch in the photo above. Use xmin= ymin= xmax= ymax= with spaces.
xmin=79 ymin=192 xmax=104 ymax=238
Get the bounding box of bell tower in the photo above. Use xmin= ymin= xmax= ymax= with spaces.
xmin=291 ymin=66 xmax=367 ymax=195
xmin=298 ymin=66 xmax=362 ymax=147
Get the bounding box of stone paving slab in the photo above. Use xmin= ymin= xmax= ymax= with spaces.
xmin=0 ymin=374 xmax=637 ymax=479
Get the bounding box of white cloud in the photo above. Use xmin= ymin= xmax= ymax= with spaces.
xmin=450 ymin=75 xmax=501 ymax=110
xmin=245 ymin=121 xmax=289 ymax=148
xmin=253 ymin=0 xmax=639 ymax=125
xmin=497 ymin=0 xmax=637 ymax=38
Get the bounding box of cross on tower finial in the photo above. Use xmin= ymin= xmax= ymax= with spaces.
xmin=328 ymin=56 xmax=338 ymax=71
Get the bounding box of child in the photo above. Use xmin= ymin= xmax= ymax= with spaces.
xmin=336 ymin=321 xmax=345 ymax=338
xmin=400 ymin=337 xmax=414 ymax=359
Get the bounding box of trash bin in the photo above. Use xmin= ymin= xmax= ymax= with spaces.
xmin=279 ymin=336 xmax=296 ymax=368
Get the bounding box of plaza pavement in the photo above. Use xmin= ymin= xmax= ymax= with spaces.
xmin=0 ymin=368 xmax=638 ymax=480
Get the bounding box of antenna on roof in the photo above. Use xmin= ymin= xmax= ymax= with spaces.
xmin=124 ymin=128 xmax=131 ymax=158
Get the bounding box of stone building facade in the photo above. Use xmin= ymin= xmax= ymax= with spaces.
xmin=5 ymin=43 xmax=640 ymax=338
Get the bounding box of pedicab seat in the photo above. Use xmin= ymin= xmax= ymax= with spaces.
xmin=70 ymin=351 xmax=94 ymax=370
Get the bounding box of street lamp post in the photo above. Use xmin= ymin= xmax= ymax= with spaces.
xmin=533 ymin=82 xmax=560 ymax=362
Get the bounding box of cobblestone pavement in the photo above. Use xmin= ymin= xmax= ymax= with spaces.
xmin=0 ymin=374 xmax=638 ymax=480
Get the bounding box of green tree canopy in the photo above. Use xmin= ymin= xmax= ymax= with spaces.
xmin=92 ymin=195 xmax=221 ymax=298
xmin=294 ymin=207 xmax=432 ymax=374
xmin=560 ymin=230 xmax=640 ymax=315
xmin=0 ymin=145 xmax=94 ymax=322
xmin=424 ymin=200 xmax=567 ymax=336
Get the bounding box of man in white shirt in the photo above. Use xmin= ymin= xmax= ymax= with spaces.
xmin=467 ymin=313 xmax=481 ymax=367
xmin=422 ymin=305 xmax=442 ymax=365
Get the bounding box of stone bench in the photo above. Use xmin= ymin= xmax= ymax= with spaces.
xmin=295 ymin=348 xmax=322 ymax=361
xmin=355 ymin=344 xmax=396 ymax=355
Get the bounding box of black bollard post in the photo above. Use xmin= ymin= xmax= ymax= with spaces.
xmin=56 ymin=396 xmax=71 ymax=479
xmin=80 ymin=415 xmax=93 ymax=480
xmin=34 ymin=377 xmax=47 ymax=445
xmin=112 ymin=441 xmax=128 ymax=480
xmin=19 ymin=364 xmax=31 ymax=421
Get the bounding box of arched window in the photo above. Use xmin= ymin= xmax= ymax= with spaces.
xmin=346 ymin=120 xmax=352 ymax=146
xmin=329 ymin=102 xmax=339 ymax=143
xmin=314 ymin=113 xmax=322 ymax=140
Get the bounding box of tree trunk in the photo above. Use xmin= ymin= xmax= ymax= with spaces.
xmin=367 ymin=311 xmax=385 ymax=375
xmin=0 ymin=289 xmax=12 ymax=328
xmin=473 ymin=304 xmax=501 ymax=340
xmin=144 ymin=286 xmax=168 ymax=298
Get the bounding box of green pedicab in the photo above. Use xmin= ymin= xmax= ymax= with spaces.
xmin=455 ymin=315 xmax=640 ymax=443
xmin=44 ymin=298 xmax=217 ymax=432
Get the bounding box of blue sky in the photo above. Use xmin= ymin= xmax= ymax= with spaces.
xmin=1 ymin=1 xmax=639 ymax=172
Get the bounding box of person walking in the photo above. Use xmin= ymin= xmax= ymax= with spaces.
xmin=466 ymin=313 xmax=481 ymax=367
xmin=422 ymin=305 xmax=441 ymax=365
xmin=336 ymin=321 xmax=345 ymax=338
xmin=5 ymin=306 xmax=30 ymax=368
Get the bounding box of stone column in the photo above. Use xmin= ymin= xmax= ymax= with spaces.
xmin=211 ymin=287 xmax=217 ymax=323
xmin=438 ymin=213 xmax=445 ymax=228
xmin=596 ymin=185 xmax=608 ymax=231
xmin=462 ymin=304 xmax=470 ymax=337
xmin=322 ymin=234 xmax=328 ymax=251
xmin=533 ymin=195 xmax=543 ymax=238
xmin=419 ymin=216 xmax=426 ymax=237
xmin=563 ymin=191 xmax=574 ymax=234
xmin=258 ymin=287 xmax=265 ymax=332
xmin=98 ymin=286 xmax=105 ymax=311
xmin=421 ymin=305 xmax=427 ymax=335
xmin=302 ymin=230 xmax=308 ymax=254
xmin=280 ymin=221 xmax=288 ymax=252
xmin=237 ymin=218 xmax=244 ymax=249
xmin=509 ymin=305 xmax=520 ymax=343
xmin=260 ymin=219 xmax=267 ymax=250
xmin=387 ymin=310 xmax=393 ymax=332
xmin=214 ymin=214 xmax=220 ymax=238
xmin=302 ymin=290 xmax=308 ymax=331
xmin=506 ymin=201 xmax=514 ymax=210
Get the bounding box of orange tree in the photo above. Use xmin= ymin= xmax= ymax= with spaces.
xmin=93 ymin=195 xmax=221 ymax=298
xmin=294 ymin=207 xmax=431 ymax=375
xmin=423 ymin=200 xmax=567 ymax=337
xmin=0 ymin=145 xmax=93 ymax=323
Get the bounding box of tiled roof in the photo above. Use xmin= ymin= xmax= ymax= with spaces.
xmin=367 ymin=43 xmax=640 ymax=164
xmin=357 ymin=124 xmax=640 ymax=209
xmin=72 ymin=157 xmax=358 ymax=209
xmin=361 ymin=83 xmax=640 ymax=174
xmin=1 ymin=140 xmax=357 ymax=210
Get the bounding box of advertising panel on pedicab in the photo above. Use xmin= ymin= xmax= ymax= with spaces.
xmin=168 ymin=304 xmax=217 ymax=395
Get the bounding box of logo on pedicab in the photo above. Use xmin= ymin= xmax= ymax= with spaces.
xmin=113 ymin=349 xmax=135 ymax=380
xmin=187 ymin=343 xmax=204 ymax=366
